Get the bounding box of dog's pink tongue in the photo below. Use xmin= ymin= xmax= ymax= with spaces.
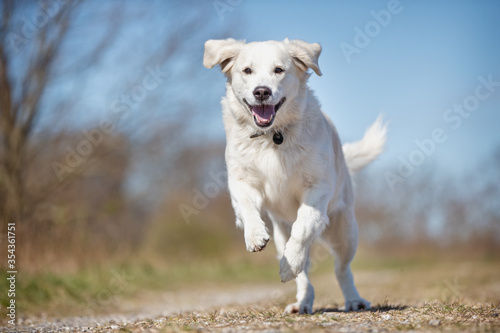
xmin=251 ymin=105 xmax=275 ymax=124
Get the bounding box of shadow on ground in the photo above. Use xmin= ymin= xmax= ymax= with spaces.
xmin=315 ymin=304 xmax=408 ymax=314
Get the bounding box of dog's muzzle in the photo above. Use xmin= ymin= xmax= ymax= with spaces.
xmin=243 ymin=97 xmax=286 ymax=128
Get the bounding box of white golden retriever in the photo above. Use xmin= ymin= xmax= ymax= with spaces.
xmin=203 ymin=38 xmax=387 ymax=314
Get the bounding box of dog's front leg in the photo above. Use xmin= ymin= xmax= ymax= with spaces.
xmin=228 ymin=179 xmax=270 ymax=252
xmin=279 ymin=188 xmax=329 ymax=283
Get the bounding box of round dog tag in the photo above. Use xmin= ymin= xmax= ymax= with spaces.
xmin=273 ymin=132 xmax=283 ymax=145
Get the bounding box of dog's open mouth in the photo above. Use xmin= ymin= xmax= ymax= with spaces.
xmin=244 ymin=97 xmax=286 ymax=128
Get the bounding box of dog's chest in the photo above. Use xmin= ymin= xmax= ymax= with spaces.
xmin=236 ymin=141 xmax=315 ymax=219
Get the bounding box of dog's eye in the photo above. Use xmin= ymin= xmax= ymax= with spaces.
xmin=243 ymin=68 xmax=252 ymax=75
xmin=274 ymin=67 xmax=284 ymax=74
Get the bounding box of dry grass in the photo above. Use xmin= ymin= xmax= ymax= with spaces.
xmin=114 ymin=302 xmax=499 ymax=332
xmin=105 ymin=259 xmax=500 ymax=332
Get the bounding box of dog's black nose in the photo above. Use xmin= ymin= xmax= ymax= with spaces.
xmin=253 ymin=86 xmax=272 ymax=101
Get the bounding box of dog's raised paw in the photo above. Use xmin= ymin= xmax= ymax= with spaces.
xmin=244 ymin=226 xmax=270 ymax=252
xmin=345 ymin=298 xmax=370 ymax=312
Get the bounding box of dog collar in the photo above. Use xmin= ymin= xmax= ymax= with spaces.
xmin=250 ymin=130 xmax=284 ymax=145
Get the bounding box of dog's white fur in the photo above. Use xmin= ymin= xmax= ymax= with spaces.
xmin=204 ymin=39 xmax=387 ymax=314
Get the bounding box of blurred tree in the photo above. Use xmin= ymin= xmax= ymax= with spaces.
xmin=0 ymin=0 xmax=237 ymax=270
xmin=0 ymin=1 xmax=79 ymax=229
xmin=0 ymin=0 xmax=133 ymax=270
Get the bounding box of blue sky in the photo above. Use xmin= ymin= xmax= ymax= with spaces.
xmin=203 ymin=0 xmax=500 ymax=180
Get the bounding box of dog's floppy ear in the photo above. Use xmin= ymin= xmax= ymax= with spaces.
xmin=203 ymin=39 xmax=245 ymax=73
xmin=285 ymin=39 xmax=322 ymax=76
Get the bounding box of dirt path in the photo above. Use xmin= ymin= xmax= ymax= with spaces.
xmin=4 ymin=283 xmax=294 ymax=332
xmin=3 ymin=260 xmax=500 ymax=332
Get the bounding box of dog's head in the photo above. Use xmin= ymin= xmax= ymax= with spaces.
xmin=204 ymin=39 xmax=322 ymax=130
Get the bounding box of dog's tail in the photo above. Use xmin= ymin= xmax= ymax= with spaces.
xmin=342 ymin=115 xmax=388 ymax=175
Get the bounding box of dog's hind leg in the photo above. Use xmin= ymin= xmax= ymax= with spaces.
xmin=271 ymin=218 xmax=289 ymax=259
xmin=284 ymin=258 xmax=315 ymax=314
xmin=327 ymin=209 xmax=370 ymax=311
xmin=271 ymin=219 xmax=314 ymax=314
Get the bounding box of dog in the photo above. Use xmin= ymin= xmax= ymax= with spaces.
xmin=203 ymin=38 xmax=387 ymax=314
